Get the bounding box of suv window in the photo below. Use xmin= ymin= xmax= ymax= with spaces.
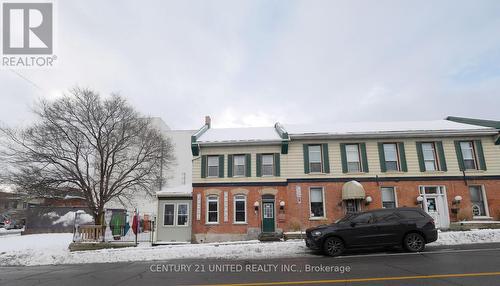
xmin=374 ymin=211 xmax=400 ymax=222
xmin=351 ymin=213 xmax=374 ymax=224
xmin=398 ymin=210 xmax=425 ymax=219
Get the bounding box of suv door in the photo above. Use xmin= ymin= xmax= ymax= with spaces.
xmin=372 ymin=211 xmax=402 ymax=245
xmin=345 ymin=213 xmax=378 ymax=247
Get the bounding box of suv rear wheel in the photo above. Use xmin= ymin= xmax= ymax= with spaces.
xmin=404 ymin=233 xmax=425 ymax=252
xmin=323 ymin=237 xmax=344 ymax=257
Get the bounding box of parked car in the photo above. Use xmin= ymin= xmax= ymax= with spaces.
xmin=305 ymin=207 xmax=438 ymax=256
xmin=3 ymin=218 xmax=23 ymax=230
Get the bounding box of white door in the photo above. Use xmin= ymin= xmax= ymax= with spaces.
xmin=423 ymin=194 xmax=449 ymax=229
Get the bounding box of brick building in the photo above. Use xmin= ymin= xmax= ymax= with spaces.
xmin=189 ymin=117 xmax=500 ymax=243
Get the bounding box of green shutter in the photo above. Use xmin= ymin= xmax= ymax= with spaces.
xmin=256 ymin=154 xmax=262 ymax=177
xmin=218 ymin=155 xmax=224 ymax=178
xmin=436 ymin=141 xmax=447 ymax=171
xmin=245 ymin=154 xmax=251 ymax=177
xmin=201 ymin=155 xmax=207 ymax=178
xmin=416 ymin=142 xmax=425 ymax=172
xmin=303 ymin=144 xmax=310 ymax=174
xmin=322 ymin=143 xmax=330 ymax=173
xmin=340 ymin=143 xmax=348 ymax=173
xmin=360 ymin=143 xmax=369 ymax=173
xmin=474 ymin=140 xmax=487 ymax=170
xmin=378 ymin=143 xmax=387 ymax=172
xmin=398 ymin=142 xmax=408 ymax=172
xmin=227 ymin=154 xmax=233 ymax=177
xmin=274 ymin=153 xmax=280 ymax=176
xmin=454 ymin=141 xmax=465 ymax=171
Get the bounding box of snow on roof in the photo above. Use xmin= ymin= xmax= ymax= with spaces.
xmin=284 ymin=120 xmax=495 ymax=136
xmin=197 ymin=126 xmax=281 ymax=144
xmin=156 ymin=185 xmax=192 ymax=197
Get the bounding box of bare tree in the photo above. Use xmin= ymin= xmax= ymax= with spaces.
xmin=0 ymin=88 xmax=174 ymax=223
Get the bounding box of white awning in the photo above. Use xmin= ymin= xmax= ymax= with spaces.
xmin=342 ymin=180 xmax=366 ymax=200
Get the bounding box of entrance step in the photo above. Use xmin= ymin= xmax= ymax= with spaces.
xmin=258 ymin=232 xmax=283 ymax=242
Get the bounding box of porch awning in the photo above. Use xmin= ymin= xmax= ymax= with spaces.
xmin=342 ymin=180 xmax=365 ymax=200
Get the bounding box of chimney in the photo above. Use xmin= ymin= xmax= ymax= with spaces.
xmin=205 ymin=115 xmax=211 ymax=128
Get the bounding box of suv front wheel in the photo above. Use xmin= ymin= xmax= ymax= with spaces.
xmin=323 ymin=237 xmax=344 ymax=257
xmin=404 ymin=233 xmax=425 ymax=252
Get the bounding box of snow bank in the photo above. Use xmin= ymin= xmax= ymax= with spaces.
xmin=1 ymin=229 xmax=500 ymax=266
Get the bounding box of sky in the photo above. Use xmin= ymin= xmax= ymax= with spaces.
xmin=1 ymin=0 xmax=500 ymax=130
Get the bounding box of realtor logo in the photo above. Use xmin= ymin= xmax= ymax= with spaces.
xmin=2 ymin=2 xmax=53 ymax=54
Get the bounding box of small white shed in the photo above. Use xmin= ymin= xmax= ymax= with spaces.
xmin=153 ymin=186 xmax=193 ymax=244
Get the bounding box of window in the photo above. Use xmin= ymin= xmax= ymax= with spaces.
xmin=309 ymin=187 xmax=325 ymax=218
xmin=398 ymin=210 xmax=425 ymax=219
xmin=207 ymin=156 xmax=219 ymax=177
xmin=383 ymin=143 xmax=400 ymax=171
xmin=469 ymin=186 xmax=487 ymax=217
xmin=262 ymin=154 xmax=274 ymax=176
xmin=308 ymin=145 xmax=323 ymax=173
xmin=381 ymin=187 xmax=396 ymax=208
xmin=163 ymin=204 xmax=175 ymax=226
xmin=351 ymin=213 xmax=373 ymax=224
xmin=374 ymin=211 xmax=399 ymax=222
xmin=422 ymin=142 xmax=438 ymax=171
xmin=419 ymin=186 xmax=444 ymax=195
xmin=346 ymin=144 xmax=361 ymax=172
xmin=177 ymin=203 xmax=189 ymax=226
xmin=233 ymin=155 xmax=246 ymax=177
xmin=206 ymin=196 xmax=219 ymax=223
xmin=460 ymin=141 xmax=477 ymax=170
xmin=234 ymin=195 xmax=246 ymax=223
xmin=345 ymin=199 xmax=361 ymax=213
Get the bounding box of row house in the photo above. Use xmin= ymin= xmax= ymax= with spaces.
xmin=188 ymin=117 xmax=500 ymax=243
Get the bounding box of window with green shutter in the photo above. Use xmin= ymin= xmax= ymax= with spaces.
xmin=360 ymin=143 xmax=369 ymax=172
xmin=455 ymin=140 xmax=486 ymax=171
xmin=303 ymin=144 xmax=310 ymax=174
xmin=227 ymin=154 xmax=234 ymax=177
xmin=274 ymin=153 xmax=280 ymax=176
xmin=245 ymin=154 xmax=251 ymax=177
xmin=201 ymin=155 xmax=207 ymax=178
xmin=256 ymin=154 xmax=263 ymax=177
xmin=218 ymin=155 xmax=224 ymax=178
xmin=321 ymin=143 xmax=330 ymax=173
xmin=341 ymin=143 xmax=367 ymax=173
xmin=436 ymin=141 xmax=447 ymax=171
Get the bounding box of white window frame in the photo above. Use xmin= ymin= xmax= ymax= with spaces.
xmin=309 ymin=187 xmax=326 ymax=219
xmin=163 ymin=203 xmax=176 ymax=227
xmin=460 ymin=141 xmax=478 ymax=170
xmin=207 ymin=156 xmax=220 ymax=178
xmin=261 ymin=154 xmax=274 ymax=177
xmin=176 ymin=203 xmax=190 ymax=227
xmin=422 ymin=142 xmax=438 ymax=171
xmin=346 ymin=144 xmax=362 ymax=173
xmin=206 ymin=196 xmax=219 ymax=224
xmin=233 ymin=155 xmax=246 ymax=177
xmin=308 ymin=145 xmax=323 ymax=173
xmin=380 ymin=186 xmax=398 ymax=208
xmin=469 ymin=185 xmax=490 ymax=218
xmin=233 ymin=195 xmax=247 ymax=224
xmin=383 ymin=143 xmax=401 ymax=171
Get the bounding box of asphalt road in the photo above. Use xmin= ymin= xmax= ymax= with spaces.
xmin=1 ymin=243 xmax=500 ymax=286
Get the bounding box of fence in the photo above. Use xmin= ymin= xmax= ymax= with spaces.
xmin=73 ymin=209 xmax=153 ymax=243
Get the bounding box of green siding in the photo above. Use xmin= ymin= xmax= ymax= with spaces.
xmin=218 ymin=155 xmax=224 ymax=178
xmin=256 ymin=154 xmax=262 ymax=177
xmin=378 ymin=143 xmax=387 ymax=172
xmin=454 ymin=141 xmax=465 ymax=171
xmin=274 ymin=153 xmax=281 ymax=177
xmin=227 ymin=154 xmax=233 ymax=178
xmin=475 ymin=140 xmax=487 ymax=170
xmin=415 ymin=142 xmax=425 ymax=172
xmin=201 ymin=155 xmax=207 ymax=178
xmin=322 ymin=143 xmax=330 ymax=173
xmin=360 ymin=143 xmax=369 ymax=172
xmin=245 ymin=154 xmax=251 ymax=177
xmin=303 ymin=144 xmax=310 ymax=174
xmin=340 ymin=143 xmax=348 ymax=173
xmin=436 ymin=141 xmax=447 ymax=171
xmin=398 ymin=142 xmax=408 ymax=172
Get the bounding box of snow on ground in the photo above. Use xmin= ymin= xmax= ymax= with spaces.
xmin=1 ymin=229 xmax=500 ymax=266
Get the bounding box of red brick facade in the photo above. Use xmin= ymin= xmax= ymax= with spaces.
xmin=192 ymin=178 xmax=500 ymax=242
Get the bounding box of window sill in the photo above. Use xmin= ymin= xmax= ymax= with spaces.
xmin=205 ymin=222 xmax=219 ymax=225
xmin=309 ymin=217 xmax=327 ymax=221
xmin=383 ymin=171 xmax=405 ymax=174
xmin=422 ymin=170 xmax=446 ymax=173
xmin=345 ymin=172 xmax=368 ymax=175
xmin=233 ymin=222 xmax=248 ymax=225
xmin=463 ymin=170 xmax=486 ymax=173
xmin=472 ymin=216 xmax=493 ymax=220
xmin=307 ymin=172 xmax=328 ymax=175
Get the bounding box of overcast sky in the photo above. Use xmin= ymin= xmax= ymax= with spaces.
xmin=1 ymin=0 xmax=500 ymax=129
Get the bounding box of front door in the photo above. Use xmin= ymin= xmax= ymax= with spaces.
xmin=262 ymin=202 xmax=275 ymax=232
xmin=420 ymin=186 xmax=450 ymax=229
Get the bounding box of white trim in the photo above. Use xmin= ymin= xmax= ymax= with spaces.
xmin=176 ymin=203 xmax=190 ymax=227
xmin=233 ymin=194 xmax=247 ymax=224
xmin=308 ymin=186 xmax=326 ymax=219
xmin=470 ymin=185 xmax=490 ymax=218
xmin=380 ymin=186 xmax=398 ymax=208
xmin=207 ymin=155 xmax=220 ymax=178
xmin=233 ymin=154 xmax=246 ymax=177
xmin=206 ymin=195 xmax=219 ymax=224
xmin=162 ymin=203 xmax=176 ymax=227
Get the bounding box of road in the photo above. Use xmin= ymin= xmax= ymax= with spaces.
xmin=1 ymin=243 xmax=500 ymax=286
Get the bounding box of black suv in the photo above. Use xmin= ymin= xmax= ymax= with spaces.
xmin=305 ymin=208 xmax=438 ymax=256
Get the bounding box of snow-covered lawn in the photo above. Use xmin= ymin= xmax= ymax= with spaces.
xmin=1 ymin=229 xmax=500 ymax=266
